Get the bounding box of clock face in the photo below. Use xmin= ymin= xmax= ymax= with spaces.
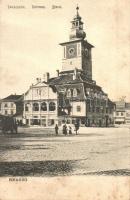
xmin=68 ymin=48 xmax=75 ymax=56
xmin=66 ymin=44 xmax=77 ymax=58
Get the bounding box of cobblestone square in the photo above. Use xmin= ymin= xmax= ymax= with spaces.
xmin=0 ymin=127 xmax=130 ymax=176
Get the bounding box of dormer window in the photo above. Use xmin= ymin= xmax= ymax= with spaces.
xmin=77 ymin=89 xmax=80 ymax=95
xmin=86 ymin=88 xmax=90 ymax=96
xmin=4 ymin=103 xmax=8 ymax=108
xmin=25 ymin=103 xmax=30 ymax=112
xmin=73 ymin=88 xmax=77 ymax=97
xmin=67 ymin=89 xmax=71 ymax=97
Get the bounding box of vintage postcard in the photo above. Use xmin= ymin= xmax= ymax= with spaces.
xmin=0 ymin=0 xmax=130 ymax=199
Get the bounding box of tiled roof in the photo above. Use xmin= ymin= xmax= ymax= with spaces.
xmin=125 ymin=103 xmax=130 ymax=109
xmin=108 ymin=99 xmax=115 ymax=106
xmin=59 ymin=39 xmax=94 ymax=48
xmin=2 ymin=95 xmax=23 ymax=102
xmin=49 ymin=72 xmax=105 ymax=94
xmin=49 ymin=74 xmax=81 ymax=85
xmin=49 ymin=72 xmax=96 ymax=86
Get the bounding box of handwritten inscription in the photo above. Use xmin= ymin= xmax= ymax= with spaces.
xmin=9 ymin=178 xmax=27 ymax=181
xmin=32 ymin=5 xmax=46 ymax=9
xmin=8 ymin=5 xmax=25 ymax=9
xmin=52 ymin=5 xmax=62 ymax=9
xmin=7 ymin=5 xmax=62 ymax=9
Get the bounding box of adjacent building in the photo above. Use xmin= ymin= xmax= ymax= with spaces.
xmin=0 ymin=94 xmax=23 ymax=123
xmin=125 ymin=103 xmax=130 ymax=124
xmin=114 ymin=100 xmax=130 ymax=125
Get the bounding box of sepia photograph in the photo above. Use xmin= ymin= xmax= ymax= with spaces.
xmin=0 ymin=0 xmax=130 ymax=199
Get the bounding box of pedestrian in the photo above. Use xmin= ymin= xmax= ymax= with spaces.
xmin=75 ymin=123 xmax=79 ymax=135
xmin=2 ymin=116 xmax=6 ymax=134
xmin=63 ymin=124 xmax=67 ymax=135
xmin=62 ymin=124 xmax=65 ymax=135
xmin=14 ymin=119 xmax=18 ymax=134
xmin=55 ymin=124 xmax=59 ymax=135
xmin=69 ymin=126 xmax=72 ymax=135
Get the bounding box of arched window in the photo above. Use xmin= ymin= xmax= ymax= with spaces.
xmin=67 ymin=89 xmax=71 ymax=97
xmin=33 ymin=103 xmax=39 ymax=111
xmin=49 ymin=102 xmax=56 ymax=111
xmin=76 ymin=21 xmax=78 ymax=26
xmin=41 ymin=102 xmax=47 ymax=111
xmin=73 ymin=88 xmax=77 ymax=97
xmin=25 ymin=103 xmax=30 ymax=111
xmin=86 ymin=88 xmax=90 ymax=96
xmin=77 ymin=89 xmax=80 ymax=95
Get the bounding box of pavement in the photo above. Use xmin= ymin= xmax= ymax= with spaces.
xmin=0 ymin=127 xmax=130 ymax=176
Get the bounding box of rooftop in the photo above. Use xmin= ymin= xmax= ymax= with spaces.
xmin=1 ymin=95 xmax=23 ymax=102
xmin=49 ymin=70 xmax=101 ymax=88
xmin=125 ymin=103 xmax=130 ymax=109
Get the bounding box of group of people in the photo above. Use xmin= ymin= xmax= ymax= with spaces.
xmin=55 ymin=123 xmax=79 ymax=136
xmin=62 ymin=124 xmax=72 ymax=135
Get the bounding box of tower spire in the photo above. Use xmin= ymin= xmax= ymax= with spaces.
xmin=69 ymin=5 xmax=86 ymax=40
xmin=76 ymin=4 xmax=79 ymax=17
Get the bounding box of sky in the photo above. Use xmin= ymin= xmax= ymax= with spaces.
xmin=0 ymin=0 xmax=130 ymax=101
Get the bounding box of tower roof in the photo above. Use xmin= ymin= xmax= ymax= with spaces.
xmin=69 ymin=6 xmax=86 ymax=40
xmin=73 ymin=5 xmax=82 ymax=20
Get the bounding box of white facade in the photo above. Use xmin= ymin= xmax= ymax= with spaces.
xmin=62 ymin=57 xmax=82 ymax=71
xmin=70 ymin=101 xmax=86 ymax=117
xmin=125 ymin=109 xmax=130 ymax=124
xmin=114 ymin=101 xmax=130 ymax=125
xmin=114 ymin=111 xmax=125 ymax=124
xmin=61 ymin=42 xmax=82 ymax=71
xmin=0 ymin=102 xmax=16 ymax=116
xmin=23 ymin=81 xmax=58 ymax=127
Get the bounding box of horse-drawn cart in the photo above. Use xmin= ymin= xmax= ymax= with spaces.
xmin=0 ymin=115 xmax=18 ymax=134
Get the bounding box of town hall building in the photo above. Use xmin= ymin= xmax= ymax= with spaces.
xmin=23 ymin=6 xmax=115 ymax=127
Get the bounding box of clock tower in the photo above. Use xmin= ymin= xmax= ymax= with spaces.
xmin=60 ymin=6 xmax=94 ymax=80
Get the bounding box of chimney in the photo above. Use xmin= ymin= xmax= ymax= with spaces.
xmin=73 ymin=68 xmax=77 ymax=80
xmin=56 ymin=70 xmax=59 ymax=77
xmin=43 ymin=72 xmax=50 ymax=82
